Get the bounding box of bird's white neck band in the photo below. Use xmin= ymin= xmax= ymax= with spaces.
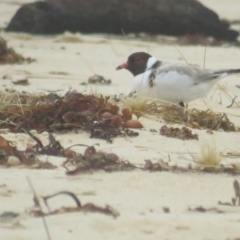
xmin=146 ymin=57 xmax=158 ymax=70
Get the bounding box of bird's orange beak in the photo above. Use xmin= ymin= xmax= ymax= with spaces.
xmin=116 ymin=62 xmax=129 ymax=70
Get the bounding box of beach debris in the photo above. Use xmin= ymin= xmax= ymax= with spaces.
xmin=149 ymin=129 xmax=157 ymax=133
xmin=64 ymin=145 xmax=136 ymax=174
xmin=122 ymin=98 xmax=238 ymax=131
xmin=186 ymin=109 xmax=237 ymax=131
xmin=224 ymin=151 xmax=240 ymax=160
xmin=188 ymin=206 xmax=224 ymax=214
xmin=162 ymin=105 xmax=236 ymax=131
xmin=0 ymin=37 xmax=35 ymax=64
xmin=188 ymin=143 xmax=240 ymax=174
xmin=88 ymin=75 xmax=111 ymax=85
xmin=144 ymin=158 xmax=193 ymax=173
xmin=0 ymin=130 xmax=138 ymax=172
xmin=226 ymin=96 xmax=238 ymax=108
xmin=49 ymin=71 xmax=69 ymax=75
xmin=0 ymin=134 xmax=57 ymax=169
xmin=219 ymin=180 xmax=240 ymax=207
xmin=27 ymin=130 xmax=65 ymax=157
xmin=0 ymin=135 xmax=35 ymax=166
xmin=101 ymin=112 xmax=113 ymax=119
xmin=0 ymin=211 xmax=20 ymax=223
xmin=144 ymin=160 xmax=162 ymax=171
xmin=121 ymin=108 xmax=132 ymax=121
xmin=12 ymin=78 xmax=29 ymax=85
xmin=7 ymin=156 xmax=21 ymax=166
xmin=233 ymin=179 xmax=240 ymax=206
xmin=0 ymin=211 xmax=19 ymax=218
xmin=144 ymin=157 xmax=240 ymax=175
xmin=206 ymin=129 xmax=214 ymax=135
xmin=121 ymin=96 xmax=151 ymax=119
xmin=111 ymin=115 xmax=123 ymax=128
xmin=162 ymin=207 xmax=170 ymax=213
xmin=29 ymin=190 xmax=119 ymax=218
xmin=124 ymin=120 xmax=143 ymax=129
xmin=0 ymin=91 xmax=140 ymax=142
xmin=89 ymin=119 xmax=139 ymax=143
xmin=160 ymin=125 xmax=198 ymax=140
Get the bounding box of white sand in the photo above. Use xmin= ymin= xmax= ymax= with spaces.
xmin=1 ymin=1 xmax=240 ymax=240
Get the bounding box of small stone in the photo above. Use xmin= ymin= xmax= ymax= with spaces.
xmin=7 ymin=156 xmax=21 ymax=166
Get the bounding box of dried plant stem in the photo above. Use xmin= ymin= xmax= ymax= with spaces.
xmin=173 ymin=46 xmax=189 ymax=65
xmin=217 ymin=83 xmax=240 ymax=107
xmin=26 ymin=177 xmax=51 ymax=240
xmin=203 ymin=40 xmax=207 ymax=69
xmin=121 ymin=28 xmax=132 ymax=53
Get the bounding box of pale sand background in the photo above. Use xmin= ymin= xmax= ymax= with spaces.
xmin=1 ymin=1 xmax=240 ymax=240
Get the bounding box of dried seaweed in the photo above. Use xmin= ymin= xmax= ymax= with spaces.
xmin=88 ymin=75 xmax=111 ymax=85
xmin=0 ymin=211 xmax=20 ymax=225
xmin=132 ymin=101 xmax=238 ymax=132
xmin=147 ymin=102 xmax=183 ymax=117
xmin=0 ymin=37 xmax=35 ymax=64
xmin=0 ymin=134 xmax=57 ymax=168
xmin=144 ymin=159 xmax=193 ymax=173
xmin=89 ymin=120 xmax=123 ymax=143
xmin=12 ymin=79 xmax=29 ymax=85
xmin=162 ymin=207 xmax=170 ymax=213
xmin=187 ymin=109 xmax=237 ymax=131
xmin=0 ymin=132 xmax=138 ymax=173
xmin=144 ymin=159 xmax=240 ymax=175
xmin=27 ymin=130 xmax=64 ymax=156
xmin=160 ymin=125 xmax=198 ymax=140
xmin=0 ymin=91 xmax=139 ymax=142
xmin=144 ymin=159 xmax=163 ymax=171
xmin=29 ymin=190 xmax=119 ymax=218
xmin=188 ymin=206 xmax=224 ymax=213
xmin=0 ymin=135 xmax=36 ymax=166
xmin=64 ymin=145 xmax=136 ymax=174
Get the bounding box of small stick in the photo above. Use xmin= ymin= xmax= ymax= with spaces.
xmin=217 ymin=83 xmax=240 ymax=107
xmin=173 ymin=46 xmax=189 ymax=65
xmin=203 ymin=39 xmax=207 ymax=69
xmin=147 ymin=35 xmax=151 ymax=54
xmin=26 ymin=177 xmax=51 ymax=240
xmin=121 ymin=28 xmax=132 ymax=53
xmin=24 ymin=129 xmax=44 ymax=149
xmin=81 ymin=57 xmax=95 ymax=74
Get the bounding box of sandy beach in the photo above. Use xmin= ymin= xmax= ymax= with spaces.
xmin=1 ymin=1 xmax=240 ymax=239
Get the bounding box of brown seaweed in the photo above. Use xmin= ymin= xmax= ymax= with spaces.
xmin=64 ymin=145 xmax=136 ymax=174
xmin=29 ymin=190 xmax=119 ymax=218
xmin=0 ymin=37 xmax=35 ymax=64
xmin=160 ymin=125 xmax=199 ymax=140
xmin=0 ymin=91 xmax=139 ymax=142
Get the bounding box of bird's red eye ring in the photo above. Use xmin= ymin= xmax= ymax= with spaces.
xmin=136 ymin=57 xmax=141 ymax=62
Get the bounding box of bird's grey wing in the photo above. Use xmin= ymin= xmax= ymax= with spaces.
xmin=154 ymin=63 xmax=240 ymax=83
xmin=153 ymin=63 xmax=212 ymax=83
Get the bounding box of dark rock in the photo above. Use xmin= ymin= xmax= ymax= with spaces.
xmin=6 ymin=0 xmax=239 ymax=41
xmin=5 ymin=2 xmax=79 ymax=34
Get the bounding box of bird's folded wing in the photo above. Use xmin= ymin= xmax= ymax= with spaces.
xmin=153 ymin=63 xmax=214 ymax=83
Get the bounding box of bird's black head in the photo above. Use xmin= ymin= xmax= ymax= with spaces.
xmin=116 ymin=52 xmax=152 ymax=76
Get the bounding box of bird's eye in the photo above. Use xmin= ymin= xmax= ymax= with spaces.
xmin=136 ymin=57 xmax=141 ymax=62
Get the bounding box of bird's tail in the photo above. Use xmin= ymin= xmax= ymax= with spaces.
xmin=205 ymin=68 xmax=240 ymax=80
xmin=214 ymin=68 xmax=240 ymax=75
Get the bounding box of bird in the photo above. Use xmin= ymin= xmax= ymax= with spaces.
xmin=116 ymin=52 xmax=240 ymax=106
